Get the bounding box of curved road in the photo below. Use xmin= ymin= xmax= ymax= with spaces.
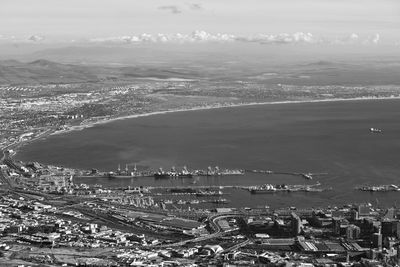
xmin=155 ymin=213 xmax=243 ymax=248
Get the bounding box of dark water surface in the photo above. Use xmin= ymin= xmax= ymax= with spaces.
xmin=17 ymin=99 xmax=400 ymax=208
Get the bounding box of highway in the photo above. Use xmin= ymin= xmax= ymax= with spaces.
xmin=155 ymin=213 xmax=243 ymax=248
xmin=219 ymin=238 xmax=252 ymax=254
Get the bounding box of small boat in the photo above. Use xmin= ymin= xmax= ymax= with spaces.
xmin=370 ymin=128 xmax=382 ymax=133
xmin=302 ymin=173 xmax=313 ymax=180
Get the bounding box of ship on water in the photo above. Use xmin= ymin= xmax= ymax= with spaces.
xmin=356 ymin=184 xmax=400 ymax=192
xmin=249 ymin=184 xmax=285 ymax=194
xmin=74 ymin=168 xmax=116 ymax=179
xmin=302 ymin=173 xmax=313 ymax=180
xmin=208 ymin=198 xmax=229 ymax=204
xmin=154 ymin=166 xmax=193 ymax=179
xmin=249 ymin=182 xmax=324 ymax=194
xmin=196 ymin=189 xmax=223 ymax=197
xmin=194 ymin=166 xmax=244 ymax=176
xmin=109 ymin=163 xmax=145 ymax=178
xmin=370 ymin=127 xmax=382 ymax=133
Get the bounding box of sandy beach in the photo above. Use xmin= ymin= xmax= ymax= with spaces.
xmin=51 ymin=95 xmax=400 ymax=137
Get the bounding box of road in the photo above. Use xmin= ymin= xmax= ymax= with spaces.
xmin=155 ymin=213 xmax=243 ymax=248
xmin=220 ymin=238 xmax=252 ymax=254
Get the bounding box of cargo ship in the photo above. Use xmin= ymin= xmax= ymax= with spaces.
xmin=154 ymin=166 xmax=193 ymax=179
xmin=196 ymin=189 xmax=223 ymax=197
xmin=249 ymin=183 xmax=324 ymax=194
xmin=249 ymin=184 xmax=287 ymax=194
xmin=195 ymin=166 xmax=244 ymax=176
xmin=356 ymin=184 xmax=400 ymax=192
xmin=73 ymin=169 xmax=116 ymax=179
xmin=108 ymin=164 xmax=151 ymax=178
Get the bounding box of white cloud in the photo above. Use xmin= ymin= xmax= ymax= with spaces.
xmin=89 ymin=31 xmax=236 ymax=43
xmin=349 ymin=33 xmax=359 ymax=41
xmin=88 ymin=31 xmax=384 ymax=45
xmin=362 ymin=33 xmax=380 ymax=45
xmin=0 ymin=34 xmax=16 ymax=41
xmin=371 ymin=33 xmax=380 ymax=44
xmin=238 ymin=32 xmax=318 ymax=44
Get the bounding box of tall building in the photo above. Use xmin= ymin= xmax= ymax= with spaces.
xmin=346 ymin=224 xmax=361 ymax=240
xmin=332 ymin=218 xmax=341 ymax=236
xmin=350 ymin=209 xmax=359 ymax=221
xmin=291 ymin=212 xmax=302 ymax=236
xmin=382 ymin=220 xmax=400 ymax=238
xmin=372 ymin=232 xmax=383 ymax=250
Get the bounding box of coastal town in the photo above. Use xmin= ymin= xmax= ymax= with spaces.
xmin=2 ymin=60 xmax=400 ymax=156
xmin=2 ymin=0 xmax=400 ymax=265
xmin=1 ymin=60 xmax=400 ymax=266
xmin=0 ymin=143 xmax=400 ymax=266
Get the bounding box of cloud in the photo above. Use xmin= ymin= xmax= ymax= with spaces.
xmin=28 ymin=35 xmax=44 ymax=42
xmin=188 ymin=3 xmax=202 ymax=10
xmin=158 ymin=5 xmax=182 ymax=14
xmin=90 ymin=31 xmax=236 ymax=43
xmin=349 ymin=33 xmax=359 ymax=41
xmin=361 ymin=33 xmax=380 ymax=45
xmin=371 ymin=33 xmax=380 ymax=44
xmin=238 ymin=32 xmax=319 ymax=44
xmin=0 ymin=34 xmax=16 ymax=42
xmin=331 ymin=33 xmax=359 ymax=45
xmin=89 ymin=31 xmax=386 ymax=46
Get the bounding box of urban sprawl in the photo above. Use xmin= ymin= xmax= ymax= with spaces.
xmin=2 ymin=70 xmax=400 ymax=266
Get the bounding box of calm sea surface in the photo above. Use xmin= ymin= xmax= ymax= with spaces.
xmin=17 ymin=99 xmax=400 ymax=209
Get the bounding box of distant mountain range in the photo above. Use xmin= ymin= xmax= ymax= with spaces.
xmin=0 ymin=59 xmax=200 ymax=85
xmin=1 ymin=45 xmax=400 ymax=86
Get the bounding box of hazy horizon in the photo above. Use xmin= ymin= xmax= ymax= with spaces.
xmin=1 ymin=0 xmax=399 ymax=64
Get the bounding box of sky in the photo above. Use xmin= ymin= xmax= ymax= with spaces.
xmin=0 ymin=0 xmax=399 ymax=45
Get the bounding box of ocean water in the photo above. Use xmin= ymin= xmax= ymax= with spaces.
xmin=17 ymin=99 xmax=400 ymax=208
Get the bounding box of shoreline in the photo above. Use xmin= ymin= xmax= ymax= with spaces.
xmin=51 ymin=95 xmax=400 ymax=137
xmin=10 ymin=95 xmax=400 ymax=161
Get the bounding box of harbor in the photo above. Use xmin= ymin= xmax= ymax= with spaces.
xmin=74 ymin=165 xmax=245 ymax=179
xmin=74 ymin=165 xmax=326 ymax=182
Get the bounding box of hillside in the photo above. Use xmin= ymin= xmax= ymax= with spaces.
xmin=0 ymin=59 xmax=99 ymax=84
xmin=0 ymin=59 xmax=199 ymax=85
